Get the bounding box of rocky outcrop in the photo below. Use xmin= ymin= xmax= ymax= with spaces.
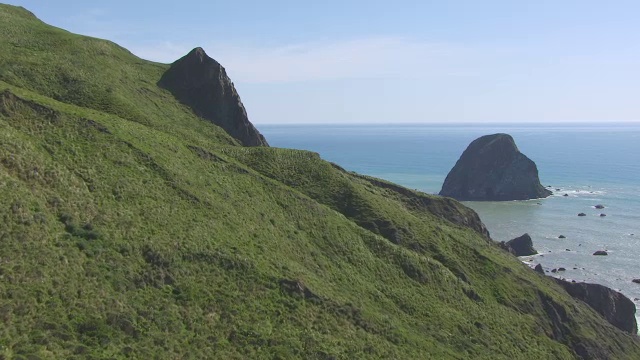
xmin=553 ymin=279 xmax=637 ymax=334
xmin=593 ymin=250 xmax=608 ymax=256
xmin=500 ymin=233 xmax=537 ymax=256
xmin=346 ymin=171 xmax=491 ymax=239
xmin=439 ymin=134 xmax=551 ymax=201
xmin=158 ymin=47 xmax=268 ymax=147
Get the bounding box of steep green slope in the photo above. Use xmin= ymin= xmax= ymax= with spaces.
xmin=225 ymin=146 xmax=640 ymax=357
xmin=0 ymin=4 xmax=238 ymax=148
xmin=0 ymin=4 xmax=638 ymax=359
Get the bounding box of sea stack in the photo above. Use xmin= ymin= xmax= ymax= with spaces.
xmin=439 ymin=133 xmax=551 ymax=201
xmin=158 ymin=47 xmax=268 ymax=147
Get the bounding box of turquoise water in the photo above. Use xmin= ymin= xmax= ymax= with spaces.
xmin=260 ymin=123 xmax=640 ymax=325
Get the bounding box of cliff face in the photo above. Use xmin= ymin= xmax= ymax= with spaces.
xmin=554 ymin=279 xmax=638 ymax=334
xmin=158 ymin=47 xmax=268 ymax=147
xmin=439 ymin=133 xmax=551 ymax=201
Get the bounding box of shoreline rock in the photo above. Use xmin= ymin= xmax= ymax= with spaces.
xmin=553 ymin=278 xmax=637 ymax=334
xmin=534 ymin=264 xmax=544 ymax=274
xmin=499 ymin=233 xmax=537 ymax=256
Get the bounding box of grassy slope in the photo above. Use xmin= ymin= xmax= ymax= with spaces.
xmin=0 ymin=4 xmax=638 ymax=359
xmin=0 ymin=4 xmax=238 ymax=149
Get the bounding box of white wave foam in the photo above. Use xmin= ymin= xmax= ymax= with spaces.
xmin=552 ymin=189 xmax=606 ymax=197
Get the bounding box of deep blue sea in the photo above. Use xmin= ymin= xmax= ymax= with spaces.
xmin=260 ymin=123 xmax=640 ymax=326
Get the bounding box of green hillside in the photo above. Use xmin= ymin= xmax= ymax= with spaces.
xmin=0 ymin=4 xmax=638 ymax=359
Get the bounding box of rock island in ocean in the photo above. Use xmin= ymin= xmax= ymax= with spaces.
xmin=439 ymin=133 xmax=552 ymax=201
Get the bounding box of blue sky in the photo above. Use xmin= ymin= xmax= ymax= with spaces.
xmin=6 ymin=1 xmax=640 ymax=123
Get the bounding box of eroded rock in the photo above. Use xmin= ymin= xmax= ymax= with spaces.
xmin=554 ymin=279 xmax=637 ymax=334
xmin=500 ymin=233 xmax=537 ymax=256
xmin=534 ymin=264 xmax=544 ymax=274
xmin=158 ymin=47 xmax=268 ymax=147
xmin=439 ymin=134 xmax=551 ymax=201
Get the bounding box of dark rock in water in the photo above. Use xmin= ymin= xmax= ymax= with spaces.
xmin=632 ymin=279 xmax=640 ymax=284
xmin=554 ymin=278 xmax=637 ymax=334
xmin=563 ymin=194 xmax=569 ymax=197
xmin=556 ymin=188 xmax=561 ymax=191
xmin=439 ymin=134 xmax=551 ymax=201
xmin=558 ymin=235 xmax=566 ymax=239
xmin=158 ymin=47 xmax=268 ymax=147
xmin=534 ymin=264 xmax=544 ymax=274
xmin=551 ymin=268 xmax=558 ymax=273
xmin=600 ymin=213 xmax=607 ymax=217
xmin=500 ymin=233 xmax=537 ymax=256
xmin=578 ymin=213 xmax=586 ymax=217
xmin=595 ymin=204 xmax=605 ymax=209
xmin=558 ymin=267 xmax=566 ymax=271
xmin=565 ymin=249 xmax=571 ymax=251
xmin=593 ymin=250 xmax=608 ymax=256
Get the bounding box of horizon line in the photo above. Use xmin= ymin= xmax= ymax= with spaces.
xmin=255 ymin=120 xmax=640 ymax=126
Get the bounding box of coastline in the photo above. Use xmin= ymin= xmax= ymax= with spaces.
xmin=261 ymin=123 xmax=640 ymax=330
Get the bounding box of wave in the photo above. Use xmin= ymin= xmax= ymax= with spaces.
xmin=551 ymin=189 xmax=606 ymax=197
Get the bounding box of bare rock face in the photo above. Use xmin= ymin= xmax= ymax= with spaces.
xmin=439 ymin=134 xmax=551 ymax=201
xmin=158 ymin=47 xmax=268 ymax=147
xmin=554 ymin=279 xmax=637 ymax=334
xmin=534 ymin=263 xmax=544 ymax=274
xmin=499 ymin=233 xmax=537 ymax=256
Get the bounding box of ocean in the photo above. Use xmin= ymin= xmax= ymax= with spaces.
xmin=259 ymin=123 xmax=640 ymax=326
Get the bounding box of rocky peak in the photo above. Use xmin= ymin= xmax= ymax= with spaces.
xmin=158 ymin=47 xmax=268 ymax=147
xmin=439 ymin=133 xmax=551 ymax=201
xmin=191 ymin=47 xmax=207 ymax=62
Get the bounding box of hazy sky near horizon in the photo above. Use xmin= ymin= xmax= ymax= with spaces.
xmin=7 ymin=1 xmax=640 ymax=124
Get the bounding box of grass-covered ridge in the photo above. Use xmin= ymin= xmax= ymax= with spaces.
xmin=0 ymin=4 xmax=639 ymax=359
